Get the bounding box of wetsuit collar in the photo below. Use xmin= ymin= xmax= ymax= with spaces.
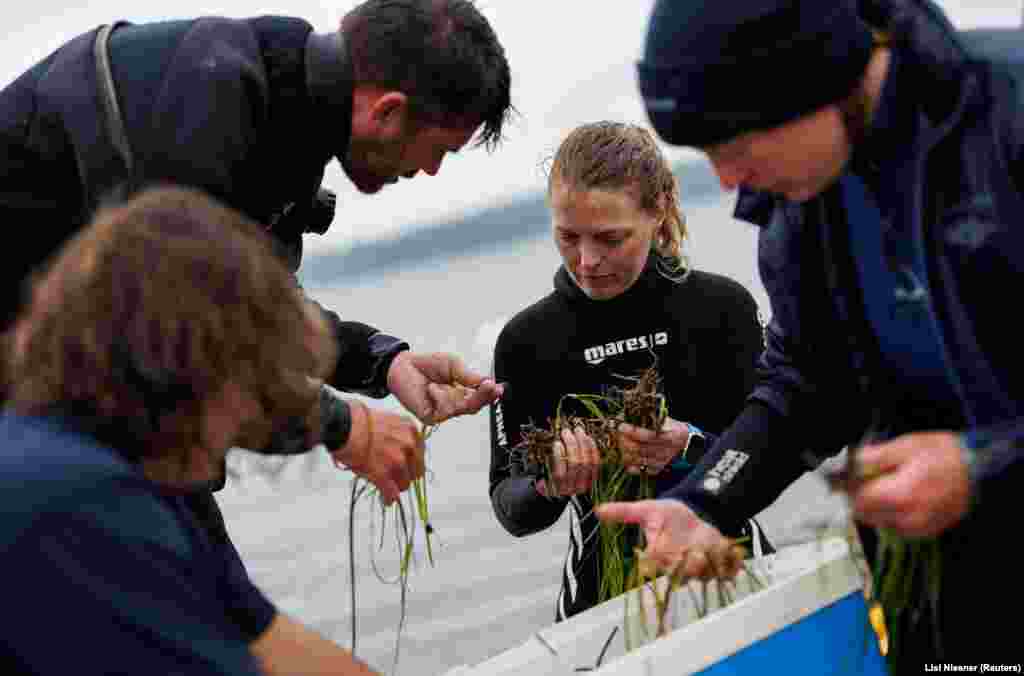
xmin=554 ymin=253 xmax=669 ymax=306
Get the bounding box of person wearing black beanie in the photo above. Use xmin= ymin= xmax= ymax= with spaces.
xmin=599 ymin=0 xmax=1024 ymax=669
xmin=639 ymin=0 xmax=875 ymax=151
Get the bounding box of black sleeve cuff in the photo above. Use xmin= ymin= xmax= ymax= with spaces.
xmin=319 ymin=385 xmax=353 ymax=450
xmin=490 ymin=476 xmax=567 ymax=537
xmin=251 ymin=385 xmax=352 ymax=455
xmin=231 ymin=588 xmax=278 ymax=642
xmin=362 ymin=332 xmax=410 ymax=398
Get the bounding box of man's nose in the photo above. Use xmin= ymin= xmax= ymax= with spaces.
xmin=579 ymin=243 xmax=602 ymax=270
xmin=708 ymin=156 xmax=748 ymax=192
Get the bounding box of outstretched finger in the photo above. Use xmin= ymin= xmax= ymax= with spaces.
xmin=453 ymin=380 xmax=500 ymax=416
xmin=447 ymin=356 xmax=486 ymax=389
xmin=595 ymin=500 xmax=658 ymax=527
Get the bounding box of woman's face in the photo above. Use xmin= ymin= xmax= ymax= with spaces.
xmin=551 ymin=183 xmax=661 ymax=300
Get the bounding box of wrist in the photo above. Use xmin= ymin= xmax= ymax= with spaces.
xmin=319 ymin=387 xmax=352 ymax=450
xmin=385 ymin=349 xmax=410 ymax=393
xmin=671 ymin=423 xmax=706 ymax=471
xmin=334 ymin=400 xmax=372 ymax=468
xmin=372 ymin=334 xmax=410 ymax=394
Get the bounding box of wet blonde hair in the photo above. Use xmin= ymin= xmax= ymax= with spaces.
xmin=547 ymin=121 xmax=689 ymax=281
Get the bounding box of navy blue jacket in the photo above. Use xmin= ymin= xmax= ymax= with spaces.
xmin=0 ymin=413 xmax=272 ymax=674
xmin=664 ymin=0 xmax=1024 ymax=661
xmin=0 ymin=16 xmax=401 ymax=396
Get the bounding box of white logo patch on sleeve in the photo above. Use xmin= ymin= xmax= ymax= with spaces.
xmin=701 ymin=450 xmax=750 ymax=494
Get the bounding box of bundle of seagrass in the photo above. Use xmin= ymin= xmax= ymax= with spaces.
xmin=514 ymin=366 xmax=752 ymax=609
xmin=348 ymin=423 xmax=438 ymax=676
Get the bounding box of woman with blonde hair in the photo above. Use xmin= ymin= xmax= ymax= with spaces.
xmin=488 ymin=121 xmax=772 ymax=620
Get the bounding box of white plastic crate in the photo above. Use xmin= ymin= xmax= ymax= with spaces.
xmin=444 ymin=537 xmax=888 ymax=676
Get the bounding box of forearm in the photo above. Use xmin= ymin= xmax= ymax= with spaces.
xmin=313 ymin=300 xmax=409 ymax=397
xmin=251 ymin=613 xmax=377 ymax=676
xmin=488 ymin=384 xmax=568 ymax=536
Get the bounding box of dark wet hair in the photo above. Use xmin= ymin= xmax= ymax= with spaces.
xmin=341 ymin=0 xmax=513 ymax=150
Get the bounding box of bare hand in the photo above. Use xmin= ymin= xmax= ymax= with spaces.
xmin=617 ymin=417 xmax=691 ymax=475
xmin=387 ymin=351 xmax=504 ymax=424
xmin=596 ymin=500 xmax=741 ymax=580
xmin=849 ymin=431 xmax=969 ymax=537
xmin=536 ymin=426 xmax=601 ymax=497
xmin=329 ymin=401 xmax=424 ymax=505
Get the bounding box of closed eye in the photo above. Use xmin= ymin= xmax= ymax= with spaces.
xmin=598 ymin=232 xmax=627 ymax=245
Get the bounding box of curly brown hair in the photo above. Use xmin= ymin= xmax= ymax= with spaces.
xmin=7 ymin=186 xmax=336 ymax=457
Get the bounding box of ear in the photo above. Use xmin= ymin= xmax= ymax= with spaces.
xmin=367 ymin=91 xmax=410 ymax=139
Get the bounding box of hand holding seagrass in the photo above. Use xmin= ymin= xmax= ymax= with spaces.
xmin=848 ymin=430 xmax=970 ymax=537
xmin=330 ymin=401 xmax=424 ymax=505
xmin=535 ymin=425 xmax=602 ymax=497
xmin=387 ymin=351 xmax=504 ymax=425
xmin=618 ymin=416 xmax=692 ymax=475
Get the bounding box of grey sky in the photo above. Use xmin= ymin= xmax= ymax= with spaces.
xmin=2 ymin=1 xmax=1020 ymax=254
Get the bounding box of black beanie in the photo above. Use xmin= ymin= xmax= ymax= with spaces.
xmin=638 ymin=0 xmax=874 ymax=148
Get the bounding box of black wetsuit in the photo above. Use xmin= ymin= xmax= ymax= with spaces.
xmin=489 ymin=256 xmax=771 ymax=620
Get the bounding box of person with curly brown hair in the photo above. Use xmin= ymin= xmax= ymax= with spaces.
xmin=0 ymin=186 xmax=390 ymax=675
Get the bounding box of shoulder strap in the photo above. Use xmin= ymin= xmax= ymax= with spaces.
xmin=92 ymin=23 xmax=134 ymax=176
